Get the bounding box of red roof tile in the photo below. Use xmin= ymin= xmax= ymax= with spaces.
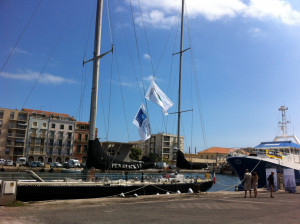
xmin=198 ymin=147 xmax=235 ymax=154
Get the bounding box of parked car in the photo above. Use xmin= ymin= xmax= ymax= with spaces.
xmin=30 ymin=161 xmax=44 ymax=167
xmin=16 ymin=157 xmax=27 ymax=166
xmin=0 ymin=159 xmax=6 ymax=165
xmin=63 ymin=162 xmax=70 ymax=169
xmin=50 ymin=162 xmax=63 ymax=168
xmin=68 ymin=159 xmax=81 ymax=168
xmin=5 ymin=160 xmax=13 ymax=166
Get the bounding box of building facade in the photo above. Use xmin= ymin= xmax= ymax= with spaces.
xmin=0 ymin=108 xmax=28 ymax=161
xmin=144 ymin=133 xmax=184 ymax=161
xmin=23 ymin=109 xmax=76 ymax=163
xmin=74 ymin=121 xmax=90 ymax=163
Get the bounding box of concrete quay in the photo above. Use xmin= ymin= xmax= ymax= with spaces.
xmin=1 ymin=189 xmax=299 ymax=224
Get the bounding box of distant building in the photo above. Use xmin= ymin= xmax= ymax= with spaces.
xmin=0 ymin=108 xmax=28 ymax=161
xmin=143 ymin=133 xmax=184 ymax=161
xmin=23 ymin=108 xmax=76 ymax=163
xmin=198 ymin=147 xmax=235 ymax=164
xmin=74 ymin=121 xmax=90 ymax=163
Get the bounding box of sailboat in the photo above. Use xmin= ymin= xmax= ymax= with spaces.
xmin=16 ymin=0 xmax=213 ymax=202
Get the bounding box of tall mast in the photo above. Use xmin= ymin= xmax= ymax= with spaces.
xmin=177 ymin=0 xmax=185 ymax=151
xmin=89 ymin=0 xmax=103 ymax=140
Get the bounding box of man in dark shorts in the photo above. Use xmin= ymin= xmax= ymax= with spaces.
xmin=267 ymin=171 xmax=275 ymax=198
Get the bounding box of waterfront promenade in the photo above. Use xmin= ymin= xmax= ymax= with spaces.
xmin=1 ymin=188 xmax=299 ymax=224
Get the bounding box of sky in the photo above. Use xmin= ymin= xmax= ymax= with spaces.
xmin=2 ymin=0 xmax=300 ymax=152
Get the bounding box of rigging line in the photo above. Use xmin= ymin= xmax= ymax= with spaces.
xmin=99 ymin=75 xmax=108 ymax=139
xmin=106 ymin=52 xmax=114 ymax=141
xmin=136 ymin=0 xmax=155 ymax=77
xmin=78 ymin=0 xmax=95 ymax=120
xmin=105 ymin=0 xmax=115 ymax=141
xmin=0 ymin=0 xmax=42 ymax=74
xmin=154 ymin=4 xmax=181 ymax=76
xmin=109 ymin=1 xmax=130 ymax=141
xmin=185 ymin=7 xmax=207 ymax=149
xmin=129 ymin=0 xmax=151 ymax=132
xmin=114 ymin=0 xmax=144 ymax=103
xmin=22 ymin=6 xmax=77 ymax=109
xmin=106 ymin=0 xmax=113 ymax=45
xmin=115 ymin=50 xmax=131 ymax=141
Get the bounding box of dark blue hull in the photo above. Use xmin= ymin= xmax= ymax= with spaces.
xmin=227 ymin=156 xmax=300 ymax=188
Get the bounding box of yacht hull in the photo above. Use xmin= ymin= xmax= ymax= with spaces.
xmin=227 ymin=156 xmax=300 ymax=189
xmin=16 ymin=180 xmax=214 ymax=202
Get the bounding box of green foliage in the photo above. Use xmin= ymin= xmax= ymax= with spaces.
xmin=6 ymin=200 xmax=25 ymax=207
xmin=142 ymin=153 xmax=160 ymax=162
xmin=129 ymin=148 xmax=142 ymax=161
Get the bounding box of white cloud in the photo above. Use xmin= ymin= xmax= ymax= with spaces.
xmin=128 ymin=0 xmax=300 ymax=28
xmin=143 ymin=53 xmax=151 ymax=60
xmin=13 ymin=47 xmax=29 ymax=55
xmin=143 ymin=75 xmax=162 ymax=82
xmin=244 ymin=0 xmax=300 ymax=25
xmin=248 ymin=27 xmax=264 ymax=37
xmin=0 ymin=70 xmax=76 ymax=85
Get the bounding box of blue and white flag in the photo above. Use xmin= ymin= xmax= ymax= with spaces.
xmin=133 ymin=103 xmax=151 ymax=141
xmin=145 ymin=80 xmax=173 ymax=115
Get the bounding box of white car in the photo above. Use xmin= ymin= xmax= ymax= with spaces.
xmin=0 ymin=159 xmax=6 ymax=165
xmin=5 ymin=160 xmax=13 ymax=166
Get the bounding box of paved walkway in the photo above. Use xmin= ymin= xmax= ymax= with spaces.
xmin=1 ymin=189 xmax=299 ymax=224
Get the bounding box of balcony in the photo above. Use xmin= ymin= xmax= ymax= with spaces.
xmin=7 ymin=133 xmax=26 ymax=139
xmin=9 ymin=125 xmax=27 ymax=130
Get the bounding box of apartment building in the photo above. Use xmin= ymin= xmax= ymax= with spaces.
xmin=74 ymin=121 xmax=90 ymax=163
xmin=0 ymin=108 xmax=28 ymax=161
xmin=23 ymin=109 xmax=76 ymax=163
xmin=144 ymin=133 xmax=184 ymax=161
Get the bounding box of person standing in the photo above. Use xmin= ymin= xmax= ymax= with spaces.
xmin=251 ymin=172 xmax=259 ymax=198
xmin=244 ymin=169 xmax=252 ymax=198
xmin=267 ymin=171 xmax=275 ymax=198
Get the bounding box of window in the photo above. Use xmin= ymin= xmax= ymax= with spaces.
xmin=33 ymin=121 xmax=37 ymax=126
xmin=60 ymin=124 xmax=64 ymax=130
xmin=69 ymin=125 xmax=72 ymax=130
xmin=0 ymin=110 xmax=3 ymax=119
xmin=84 ymin=145 xmax=88 ymax=153
xmin=42 ymin=123 xmax=46 ymax=128
xmin=59 ymin=132 xmax=63 ymax=138
xmin=0 ymin=120 xmax=2 ymax=128
xmin=67 ymin=141 xmax=71 ymax=147
xmin=51 ymin=123 xmax=55 ymax=128
xmin=50 ymin=139 xmax=54 ymax=147
xmin=78 ymin=133 xmax=82 ymax=140
xmin=50 ymin=131 xmax=55 ymax=138
xmin=85 ymin=134 xmax=88 ymax=141
xmin=10 ymin=112 xmax=14 ymax=119
xmin=68 ymin=133 xmax=72 ymax=139
xmin=59 ymin=140 xmax=62 ymax=147
xmin=77 ymin=145 xmax=81 ymax=153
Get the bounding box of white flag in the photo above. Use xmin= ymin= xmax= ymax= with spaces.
xmin=133 ymin=103 xmax=151 ymax=141
xmin=145 ymin=80 xmax=173 ymax=115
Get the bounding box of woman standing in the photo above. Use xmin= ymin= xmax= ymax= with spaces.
xmin=251 ymin=172 xmax=259 ymax=198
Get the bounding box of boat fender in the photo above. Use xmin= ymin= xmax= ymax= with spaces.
xmin=188 ymin=188 xmax=193 ymax=194
xmin=119 ymin=193 xmax=125 ymax=197
xmin=156 ymin=193 xmax=160 ymax=195
xmin=176 ymin=190 xmax=181 ymax=194
xmin=133 ymin=193 xmax=138 ymax=197
xmin=166 ymin=192 xmax=170 ymax=195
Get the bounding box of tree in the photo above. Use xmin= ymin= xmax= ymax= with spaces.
xmin=129 ymin=148 xmax=142 ymax=161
